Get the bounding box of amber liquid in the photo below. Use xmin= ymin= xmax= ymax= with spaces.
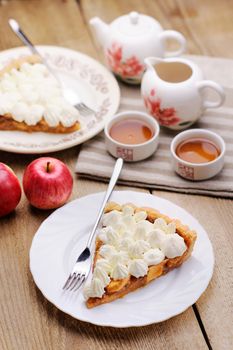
xmin=176 ymin=137 xmax=220 ymax=164
xmin=110 ymin=119 xmax=153 ymax=145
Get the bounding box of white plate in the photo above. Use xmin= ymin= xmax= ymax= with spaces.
xmin=30 ymin=191 xmax=214 ymax=327
xmin=0 ymin=46 xmax=120 ymax=153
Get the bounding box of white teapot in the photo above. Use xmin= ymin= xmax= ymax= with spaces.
xmin=141 ymin=57 xmax=225 ymax=130
xmin=89 ymin=12 xmax=186 ymax=84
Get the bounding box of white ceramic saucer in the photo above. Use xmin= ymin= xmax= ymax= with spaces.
xmin=0 ymin=45 xmax=120 ymax=153
xmin=30 ymin=191 xmax=214 ymax=327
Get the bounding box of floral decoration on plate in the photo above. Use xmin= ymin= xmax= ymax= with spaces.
xmin=0 ymin=45 xmax=120 ymax=154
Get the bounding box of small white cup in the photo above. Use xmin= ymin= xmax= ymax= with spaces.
xmin=104 ymin=111 xmax=160 ymax=162
xmin=170 ymin=129 xmax=225 ymax=181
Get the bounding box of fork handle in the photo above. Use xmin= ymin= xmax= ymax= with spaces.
xmin=8 ymin=18 xmax=59 ymax=83
xmin=9 ymin=19 xmax=39 ymax=56
xmin=86 ymin=158 xmax=124 ymax=248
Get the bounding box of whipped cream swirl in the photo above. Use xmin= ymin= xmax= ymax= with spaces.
xmin=83 ymin=205 xmax=187 ymax=300
xmin=0 ymin=62 xmax=80 ymax=127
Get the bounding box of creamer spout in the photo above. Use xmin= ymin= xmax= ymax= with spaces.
xmin=144 ymin=57 xmax=163 ymax=71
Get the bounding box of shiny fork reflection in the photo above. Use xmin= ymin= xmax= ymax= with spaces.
xmin=62 ymin=158 xmax=124 ymax=293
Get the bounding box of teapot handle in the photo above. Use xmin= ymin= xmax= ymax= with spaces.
xmin=196 ymin=80 xmax=225 ymax=109
xmin=159 ymin=30 xmax=186 ymax=57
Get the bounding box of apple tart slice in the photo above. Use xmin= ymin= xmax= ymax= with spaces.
xmin=0 ymin=55 xmax=81 ymax=133
xmin=83 ymin=202 xmax=197 ymax=308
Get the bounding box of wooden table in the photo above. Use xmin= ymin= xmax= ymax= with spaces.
xmin=0 ymin=1 xmax=232 ymax=349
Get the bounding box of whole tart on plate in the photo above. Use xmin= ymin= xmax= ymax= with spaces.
xmin=0 ymin=55 xmax=81 ymax=133
xmin=84 ymin=201 xmax=197 ymax=308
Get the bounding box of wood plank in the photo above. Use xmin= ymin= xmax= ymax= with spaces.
xmin=82 ymin=0 xmax=233 ymax=57
xmin=0 ymin=144 xmax=208 ymax=350
xmin=0 ymin=0 xmax=97 ymax=57
xmin=0 ymin=144 xmax=207 ymax=349
xmin=0 ymin=0 xmax=229 ymax=349
xmin=62 ymin=183 xmax=206 ymax=350
xmin=152 ymin=190 xmax=233 ymax=349
xmin=0 ymin=177 xmax=208 ymax=350
xmin=82 ymin=0 xmax=233 ymax=348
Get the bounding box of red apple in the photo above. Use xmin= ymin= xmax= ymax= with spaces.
xmin=0 ymin=163 xmax=21 ymax=217
xmin=23 ymin=157 xmax=73 ymax=209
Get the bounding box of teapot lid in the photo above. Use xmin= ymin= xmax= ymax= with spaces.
xmin=111 ymin=11 xmax=162 ymax=37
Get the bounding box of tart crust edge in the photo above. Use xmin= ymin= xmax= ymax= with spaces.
xmin=86 ymin=201 xmax=197 ymax=308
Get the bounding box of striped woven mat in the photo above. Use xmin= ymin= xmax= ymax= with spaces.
xmin=75 ymin=55 xmax=233 ymax=198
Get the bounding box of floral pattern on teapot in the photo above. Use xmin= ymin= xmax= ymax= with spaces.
xmin=107 ymin=42 xmax=144 ymax=84
xmin=143 ymin=88 xmax=181 ymax=126
xmin=89 ymin=12 xmax=186 ymax=85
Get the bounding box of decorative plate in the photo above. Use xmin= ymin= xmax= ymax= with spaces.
xmin=30 ymin=191 xmax=214 ymax=328
xmin=0 ymin=46 xmax=120 ymax=153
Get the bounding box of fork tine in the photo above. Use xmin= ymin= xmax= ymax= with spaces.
xmin=84 ymin=107 xmax=95 ymax=114
xmin=62 ymin=273 xmax=73 ymax=290
xmin=69 ymin=273 xmax=81 ymax=291
xmin=79 ymin=103 xmax=88 ymax=110
xmin=80 ymin=107 xmax=90 ymax=115
xmin=75 ymin=103 xmax=95 ymax=115
xmin=75 ymin=103 xmax=84 ymax=111
xmin=67 ymin=273 xmax=79 ymax=290
xmin=74 ymin=105 xmax=86 ymax=114
xmin=77 ymin=106 xmax=88 ymax=115
xmin=73 ymin=274 xmax=86 ymax=292
xmin=82 ymin=110 xmax=92 ymax=116
xmin=79 ymin=102 xmax=93 ymax=112
xmin=78 ymin=105 xmax=90 ymax=114
xmin=65 ymin=273 xmax=77 ymax=290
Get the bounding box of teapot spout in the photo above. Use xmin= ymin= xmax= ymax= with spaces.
xmin=144 ymin=57 xmax=163 ymax=71
xmin=89 ymin=17 xmax=109 ymax=47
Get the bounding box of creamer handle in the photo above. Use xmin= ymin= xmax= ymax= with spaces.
xmin=196 ymin=80 xmax=225 ymax=109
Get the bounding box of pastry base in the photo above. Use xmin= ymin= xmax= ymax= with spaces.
xmin=0 ymin=114 xmax=80 ymax=134
xmin=86 ymin=202 xmax=197 ymax=308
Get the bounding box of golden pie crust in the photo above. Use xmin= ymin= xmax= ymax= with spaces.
xmin=86 ymin=201 xmax=197 ymax=308
xmin=0 ymin=113 xmax=80 ymax=134
xmin=0 ymin=55 xmax=81 ymax=133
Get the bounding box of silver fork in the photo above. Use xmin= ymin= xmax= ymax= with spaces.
xmin=63 ymin=158 xmax=124 ymax=292
xmin=8 ymin=18 xmax=95 ymax=116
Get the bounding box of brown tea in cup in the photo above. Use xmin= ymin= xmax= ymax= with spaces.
xmin=110 ymin=119 xmax=154 ymax=145
xmin=176 ymin=137 xmax=220 ymax=164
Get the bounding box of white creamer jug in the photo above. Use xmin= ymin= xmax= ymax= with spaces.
xmin=141 ymin=57 xmax=225 ymax=130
